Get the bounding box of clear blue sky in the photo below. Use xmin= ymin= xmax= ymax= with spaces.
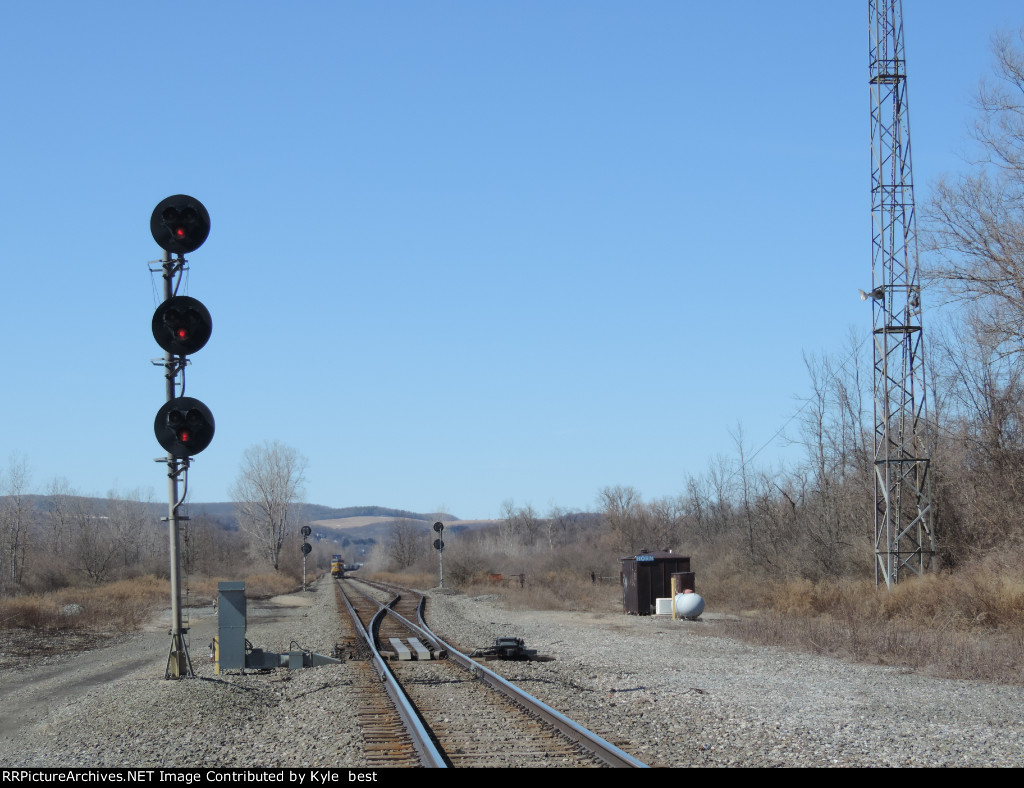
xmin=0 ymin=2 xmax=1020 ymax=519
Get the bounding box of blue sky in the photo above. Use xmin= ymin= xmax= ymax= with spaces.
xmin=0 ymin=2 xmax=1020 ymax=519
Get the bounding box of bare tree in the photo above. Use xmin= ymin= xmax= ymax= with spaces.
xmin=45 ymin=477 xmax=74 ymax=554
xmin=705 ymin=455 xmax=735 ymax=538
xmin=0 ymin=455 xmax=32 ymax=590
xmin=69 ymin=497 xmax=117 ymax=584
xmin=598 ymin=485 xmax=649 ymax=554
xmin=497 ymin=500 xmax=545 ymax=550
xmin=646 ymin=494 xmax=686 ymax=551
xmin=927 ymin=319 xmax=1024 ymax=561
xmin=499 ymin=498 xmax=518 ymax=549
xmin=516 ymin=503 xmax=542 ymax=547
xmin=106 ymin=488 xmax=155 ymax=570
xmin=231 ymin=441 xmax=308 ymax=571
xmin=923 ymin=29 xmax=1024 ymax=352
xmin=791 ymin=350 xmax=873 ymax=576
xmin=545 ymin=505 xmax=572 ymax=548
xmin=730 ymin=423 xmax=756 ymax=560
xmin=684 ymin=474 xmax=714 ymax=544
xmin=386 ymin=519 xmax=424 ymax=569
xmin=186 ymin=512 xmax=246 ymax=577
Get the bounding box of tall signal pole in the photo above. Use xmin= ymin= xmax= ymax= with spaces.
xmin=149 ymin=195 xmax=215 ymax=677
xmin=868 ymin=0 xmax=935 ymax=586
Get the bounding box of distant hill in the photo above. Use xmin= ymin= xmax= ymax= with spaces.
xmin=301 ymin=504 xmax=456 ymax=522
xmin=308 ymin=514 xmax=500 ymax=561
xmin=4 ymin=496 xmax=458 ymax=532
xmin=188 ymin=502 xmax=454 ymax=522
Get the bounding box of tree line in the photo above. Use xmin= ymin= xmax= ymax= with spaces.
xmin=0 ymin=440 xmax=313 ymax=595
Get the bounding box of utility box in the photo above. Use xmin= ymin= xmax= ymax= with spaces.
xmin=217 ymin=581 xmax=247 ymax=671
xmin=620 ymin=551 xmax=691 ymax=616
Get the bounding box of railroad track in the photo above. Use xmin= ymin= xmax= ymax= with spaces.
xmin=334 ymin=577 xmax=648 ymax=769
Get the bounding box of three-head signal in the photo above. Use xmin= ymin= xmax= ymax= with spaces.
xmin=151 ymin=195 xmax=215 ymax=458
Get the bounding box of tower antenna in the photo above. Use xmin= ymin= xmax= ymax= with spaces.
xmin=868 ymin=0 xmax=936 ymax=586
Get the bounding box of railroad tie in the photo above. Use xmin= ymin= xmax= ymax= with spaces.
xmin=388 ymin=637 xmax=412 ymax=660
xmin=407 ymin=638 xmax=432 ymax=660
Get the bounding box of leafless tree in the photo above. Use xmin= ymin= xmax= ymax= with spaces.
xmin=499 ymin=498 xmax=519 ymax=549
xmin=386 ymin=519 xmax=424 ymax=569
xmin=106 ymin=488 xmax=155 ymax=570
xmin=791 ymin=349 xmax=874 ymax=576
xmin=752 ymin=471 xmax=799 ymax=570
xmin=68 ymin=497 xmax=117 ymax=584
xmin=684 ymin=474 xmax=714 ymax=544
xmin=545 ymin=504 xmax=583 ymax=548
xmin=45 ymin=477 xmax=74 ymax=554
xmin=185 ymin=512 xmax=246 ymax=577
xmin=645 ymin=495 xmax=686 ymax=551
xmin=516 ymin=503 xmax=542 ymax=547
xmin=231 ymin=441 xmax=308 ymax=571
xmin=598 ymin=485 xmax=650 ymax=554
xmin=0 ymin=455 xmax=32 ymax=590
xmin=923 ymin=28 xmax=1024 ymax=353
xmin=927 ymin=319 xmax=1024 ymax=561
xmin=497 ymin=500 xmax=545 ymax=549
xmin=730 ymin=423 xmax=757 ymax=560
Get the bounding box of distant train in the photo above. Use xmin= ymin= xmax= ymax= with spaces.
xmin=331 ymin=554 xmax=344 ymax=578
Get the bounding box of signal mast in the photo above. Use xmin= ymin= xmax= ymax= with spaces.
xmin=149 ymin=195 xmax=215 ymax=677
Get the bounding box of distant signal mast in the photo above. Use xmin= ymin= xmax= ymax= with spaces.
xmin=868 ymin=0 xmax=935 ymax=586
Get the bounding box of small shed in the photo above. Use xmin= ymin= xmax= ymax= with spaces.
xmin=620 ymin=550 xmax=691 ymax=616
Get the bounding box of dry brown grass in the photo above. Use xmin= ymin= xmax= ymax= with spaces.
xmin=233 ymin=571 xmax=302 ymax=598
xmin=497 ymin=572 xmax=621 ymax=612
xmin=369 ymin=570 xmax=436 ymax=589
xmin=369 ymin=565 xmax=621 ymax=612
xmin=701 ymin=559 xmax=1024 ymax=685
xmin=0 ymin=569 xmax=317 ymax=640
xmin=0 ymin=576 xmax=167 ymax=635
xmin=184 ymin=570 xmax=309 ymax=601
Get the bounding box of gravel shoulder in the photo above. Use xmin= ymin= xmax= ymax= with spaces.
xmin=0 ymin=577 xmax=364 ymax=768
xmin=423 ymin=591 xmax=1024 ymax=767
xmin=1 ymin=578 xmax=1022 ymax=768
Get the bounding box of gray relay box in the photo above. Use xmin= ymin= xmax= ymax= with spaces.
xmin=217 ymin=581 xmax=247 ymax=670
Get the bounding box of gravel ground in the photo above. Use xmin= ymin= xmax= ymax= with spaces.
xmin=1 ymin=578 xmax=1022 ymax=768
xmin=423 ymin=590 xmax=1024 ymax=767
xmin=0 ymin=577 xmax=364 ymax=768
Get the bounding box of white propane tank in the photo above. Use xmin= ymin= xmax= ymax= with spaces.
xmin=674 ymin=592 xmax=705 ymax=619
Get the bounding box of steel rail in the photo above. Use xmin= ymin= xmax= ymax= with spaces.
xmin=377 ymin=591 xmax=648 ymax=768
xmin=335 ymin=582 xmax=447 ymax=768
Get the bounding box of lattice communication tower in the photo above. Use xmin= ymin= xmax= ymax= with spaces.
xmin=868 ymin=0 xmax=935 ymax=587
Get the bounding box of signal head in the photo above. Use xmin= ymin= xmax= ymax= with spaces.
xmin=151 ymin=195 xmax=210 ymax=255
xmin=155 ymin=397 xmax=215 ymax=458
xmin=152 ymin=296 xmax=212 ymax=355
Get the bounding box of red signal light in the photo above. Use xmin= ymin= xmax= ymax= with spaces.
xmin=152 ymin=296 xmax=212 ymax=356
xmin=152 ymin=195 xmax=209 ymax=255
xmin=155 ymin=397 xmax=215 ymax=458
